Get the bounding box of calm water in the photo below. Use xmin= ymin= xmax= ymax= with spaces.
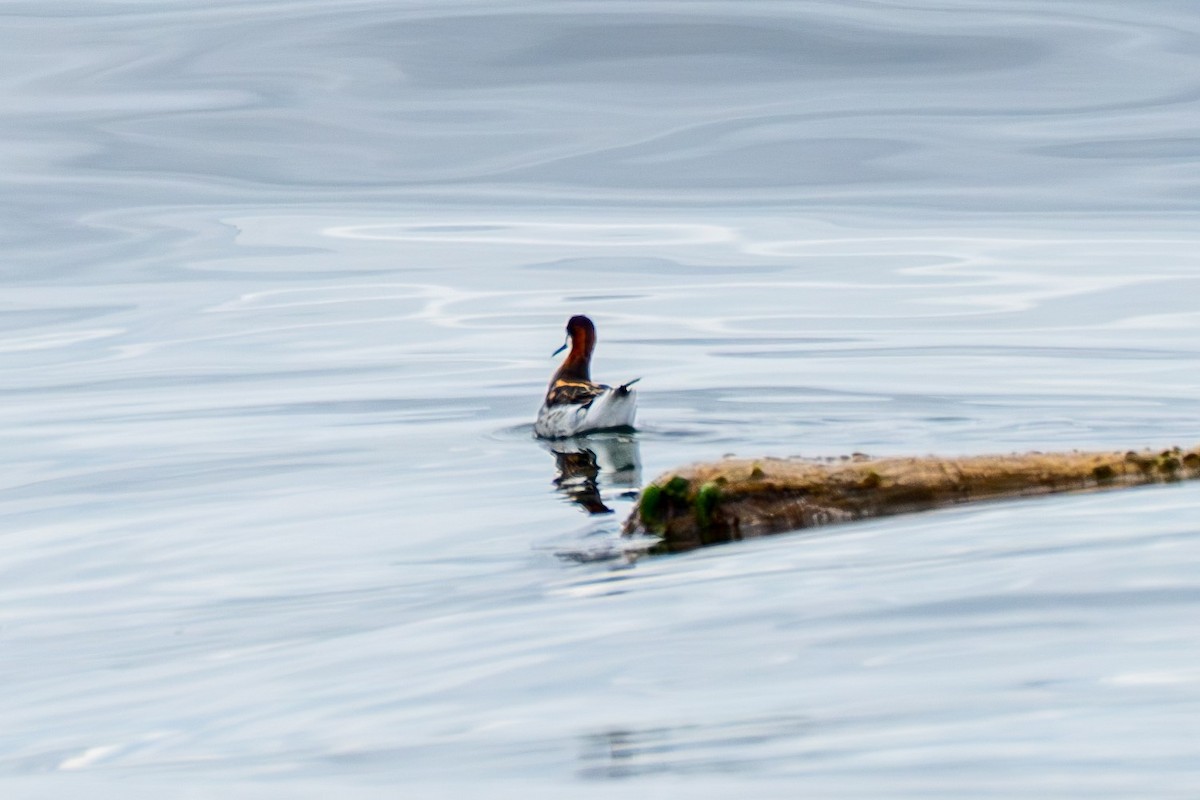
xmin=3 ymin=1 xmax=1200 ymax=795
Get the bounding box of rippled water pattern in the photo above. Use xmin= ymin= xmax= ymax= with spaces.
xmin=3 ymin=1 xmax=1200 ymax=795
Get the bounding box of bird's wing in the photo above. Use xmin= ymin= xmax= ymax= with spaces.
xmin=545 ymin=379 xmax=607 ymax=408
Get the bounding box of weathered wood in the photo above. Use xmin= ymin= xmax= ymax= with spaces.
xmin=623 ymin=446 xmax=1200 ymax=553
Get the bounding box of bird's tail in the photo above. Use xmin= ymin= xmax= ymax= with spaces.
xmin=616 ymin=378 xmax=641 ymax=395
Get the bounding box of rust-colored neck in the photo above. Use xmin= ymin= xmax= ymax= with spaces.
xmin=553 ymin=321 xmax=595 ymax=384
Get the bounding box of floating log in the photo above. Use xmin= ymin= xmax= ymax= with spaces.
xmin=623 ymin=446 xmax=1200 ymax=554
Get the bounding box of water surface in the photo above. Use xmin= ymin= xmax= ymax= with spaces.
xmin=2 ymin=1 xmax=1200 ymax=795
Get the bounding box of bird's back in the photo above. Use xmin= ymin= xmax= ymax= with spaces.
xmin=535 ymin=384 xmax=637 ymax=438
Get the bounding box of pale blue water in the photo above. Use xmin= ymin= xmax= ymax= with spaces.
xmin=3 ymin=1 xmax=1200 ymax=796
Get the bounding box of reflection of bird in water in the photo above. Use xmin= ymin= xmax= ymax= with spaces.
xmin=542 ymin=434 xmax=642 ymax=515
xmin=552 ymin=448 xmax=610 ymax=514
xmin=535 ymin=315 xmax=639 ymax=439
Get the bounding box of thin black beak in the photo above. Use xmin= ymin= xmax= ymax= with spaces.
xmin=552 ymin=340 xmax=568 ymax=357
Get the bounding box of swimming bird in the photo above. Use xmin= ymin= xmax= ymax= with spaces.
xmin=534 ymin=315 xmax=638 ymax=439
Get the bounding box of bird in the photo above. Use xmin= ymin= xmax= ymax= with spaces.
xmin=534 ymin=315 xmax=639 ymax=439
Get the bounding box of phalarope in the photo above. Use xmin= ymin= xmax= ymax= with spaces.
xmin=534 ymin=315 xmax=639 ymax=439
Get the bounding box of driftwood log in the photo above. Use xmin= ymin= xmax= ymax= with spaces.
xmin=623 ymin=446 xmax=1200 ymax=554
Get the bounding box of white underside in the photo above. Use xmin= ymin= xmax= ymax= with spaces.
xmin=534 ymin=388 xmax=637 ymax=439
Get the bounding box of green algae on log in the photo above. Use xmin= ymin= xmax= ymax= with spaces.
xmin=624 ymin=446 xmax=1200 ymax=554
